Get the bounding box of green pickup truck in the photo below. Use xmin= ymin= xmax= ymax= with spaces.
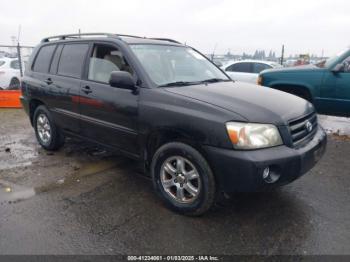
xmin=258 ymin=49 xmax=350 ymax=116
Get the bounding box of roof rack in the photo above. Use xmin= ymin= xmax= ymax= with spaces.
xmin=41 ymin=33 xmax=119 ymax=43
xmin=41 ymin=33 xmax=181 ymax=44
xmin=149 ymin=38 xmax=181 ymax=44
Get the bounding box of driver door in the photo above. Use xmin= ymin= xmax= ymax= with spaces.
xmin=79 ymin=42 xmax=139 ymax=156
xmin=321 ymin=56 xmax=350 ymax=116
xmin=333 ymin=57 xmax=350 ymax=116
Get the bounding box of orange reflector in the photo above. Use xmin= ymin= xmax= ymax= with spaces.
xmin=0 ymin=90 xmax=22 ymax=108
xmin=227 ymin=129 xmax=238 ymax=144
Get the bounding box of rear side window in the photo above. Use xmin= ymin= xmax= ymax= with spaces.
xmin=57 ymin=44 xmax=89 ymax=78
xmin=0 ymin=61 xmax=5 ymax=67
xmin=226 ymin=62 xmax=252 ymax=73
xmin=252 ymin=63 xmax=271 ymax=73
xmin=33 ymin=45 xmax=56 ymax=73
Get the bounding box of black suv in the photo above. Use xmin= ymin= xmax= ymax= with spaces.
xmin=21 ymin=33 xmax=327 ymax=215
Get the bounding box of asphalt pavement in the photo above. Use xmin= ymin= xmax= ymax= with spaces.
xmin=0 ymin=109 xmax=349 ymax=255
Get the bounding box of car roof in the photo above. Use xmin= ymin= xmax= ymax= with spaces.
xmin=223 ymin=59 xmax=281 ymax=68
xmin=0 ymin=57 xmax=17 ymax=61
xmin=227 ymin=60 xmax=278 ymax=65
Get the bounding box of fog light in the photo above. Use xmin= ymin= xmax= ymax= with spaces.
xmin=262 ymin=167 xmax=280 ymax=184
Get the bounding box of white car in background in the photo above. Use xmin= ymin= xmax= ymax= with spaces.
xmin=221 ymin=60 xmax=282 ymax=84
xmin=0 ymin=57 xmax=24 ymax=90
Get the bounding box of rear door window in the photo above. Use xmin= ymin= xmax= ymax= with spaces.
xmin=33 ymin=45 xmax=56 ymax=73
xmin=57 ymin=44 xmax=89 ymax=78
xmin=226 ymin=62 xmax=252 ymax=73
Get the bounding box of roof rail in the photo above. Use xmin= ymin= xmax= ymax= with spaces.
xmin=41 ymin=33 xmax=182 ymax=45
xmin=149 ymin=38 xmax=181 ymax=44
xmin=41 ymin=33 xmax=119 ymax=43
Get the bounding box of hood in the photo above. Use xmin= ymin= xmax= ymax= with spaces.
xmin=263 ymin=64 xmax=322 ymax=74
xmin=165 ymin=81 xmax=314 ymax=125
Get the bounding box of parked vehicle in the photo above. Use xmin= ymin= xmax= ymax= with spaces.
xmin=21 ymin=33 xmax=327 ymax=215
xmin=259 ymin=49 xmax=350 ymax=117
xmin=0 ymin=57 xmax=23 ymax=89
xmin=221 ymin=60 xmax=282 ymax=83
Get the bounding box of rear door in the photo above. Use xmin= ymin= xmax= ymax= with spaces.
xmin=48 ymin=43 xmax=90 ymax=133
xmin=79 ymin=42 xmax=139 ymax=156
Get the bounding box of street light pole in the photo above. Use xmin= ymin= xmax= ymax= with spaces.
xmin=280 ymin=44 xmax=285 ymax=66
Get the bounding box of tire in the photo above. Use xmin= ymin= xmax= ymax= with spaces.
xmin=33 ymin=105 xmax=65 ymax=151
xmin=9 ymin=78 xmax=20 ymax=90
xmin=151 ymin=142 xmax=216 ymax=216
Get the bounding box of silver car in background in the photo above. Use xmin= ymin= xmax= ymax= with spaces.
xmin=221 ymin=60 xmax=282 ymax=84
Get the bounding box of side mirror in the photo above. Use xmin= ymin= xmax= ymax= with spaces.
xmin=332 ymin=63 xmax=344 ymax=73
xmin=109 ymin=71 xmax=136 ymax=90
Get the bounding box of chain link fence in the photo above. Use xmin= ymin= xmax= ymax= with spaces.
xmin=0 ymin=44 xmax=34 ymax=90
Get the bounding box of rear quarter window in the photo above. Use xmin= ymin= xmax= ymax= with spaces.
xmin=57 ymin=44 xmax=89 ymax=78
xmin=10 ymin=60 xmax=20 ymax=69
xmin=0 ymin=61 xmax=5 ymax=67
xmin=32 ymin=45 xmax=56 ymax=73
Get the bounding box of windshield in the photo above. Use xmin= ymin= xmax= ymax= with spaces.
xmin=130 ymin=44 xmax=230 ymax=86
xmin=316 ymin=49 xmax=349 ymax=68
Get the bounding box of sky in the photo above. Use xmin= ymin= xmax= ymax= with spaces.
xmin=0 ymin=0 xmax=349 ymax=57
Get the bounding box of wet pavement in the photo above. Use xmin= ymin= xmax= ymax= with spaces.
xmin=0 ymin=109 xmax=349 ymax=255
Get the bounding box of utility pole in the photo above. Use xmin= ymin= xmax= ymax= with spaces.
xmin=211 ymin=43 xmax=217 ymax=61
xmin=17 ymin=25 xmax=23 ymax=77
xmin=280 ymin=44 xmax=285 ymax=65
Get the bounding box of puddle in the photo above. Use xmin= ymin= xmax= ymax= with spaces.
xmin=0 ymin=159 xmax=120 ymax=205
xmin=318 ymin=114 xmax=350 ymax=136
xmin=36 ymin=159 xmax=119 ymax=193
xmin=0 ymin=180 xmax=35 ymax=204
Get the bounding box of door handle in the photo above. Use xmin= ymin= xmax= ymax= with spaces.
xmin=82 ymin=85 xmax=92 ymax=94
xmin=44 ymin=78 xmax=53 ymax=85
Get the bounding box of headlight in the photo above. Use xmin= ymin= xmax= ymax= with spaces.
xmin=226 ymin=122 xmax=283 ymax=149
xmin=257 ymin=75 xmax=263 ymax=85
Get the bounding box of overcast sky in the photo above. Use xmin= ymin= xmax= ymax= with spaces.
xmin=0 ymin=0 xmax=349 ymax=56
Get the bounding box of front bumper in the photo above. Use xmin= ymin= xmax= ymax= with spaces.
xmin=204 ymin=126 xmax=327 ymax=192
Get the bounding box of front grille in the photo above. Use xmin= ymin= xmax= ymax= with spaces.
xmin=289 ymin=112 xmax=318 ymax=147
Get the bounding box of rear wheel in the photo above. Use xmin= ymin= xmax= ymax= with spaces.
xmin=151 ymin=142 xmax=216 ymax=216
xmin=9 ymin=78 xmax=20 ymax=90
xmin=33 ymin=105 xmax=65 ymax=151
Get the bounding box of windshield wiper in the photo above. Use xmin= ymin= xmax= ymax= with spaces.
xmin=158 ymin=78 xmax=231 ymax=87
xmin=199 ymin=78 xmax=232 ymax=84
xmin=158 ymin=81 xmax=200 ymax=87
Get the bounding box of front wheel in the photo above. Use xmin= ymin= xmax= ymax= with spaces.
xmin=33 ymin=105 xmax=65 ymax=151
xmin=151 ymin=142 xmax=216 ymax=216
